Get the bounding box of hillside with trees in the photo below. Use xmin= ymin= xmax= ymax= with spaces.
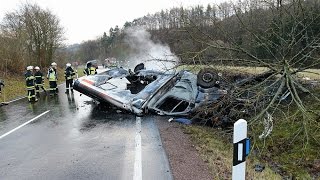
xmin=69 ymin=0 xmax=319 ymax=68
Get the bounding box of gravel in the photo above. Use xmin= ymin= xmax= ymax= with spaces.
xmin=156 ymin=118 xmax=213 ymax=180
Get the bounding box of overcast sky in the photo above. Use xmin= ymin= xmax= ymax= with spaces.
xmin=0 ymin=0 xmax=227 ymax=45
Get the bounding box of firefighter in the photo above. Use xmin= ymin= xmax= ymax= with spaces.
xmin=0 ymin=79 xmax=8 ymax=106
xmin=0 ymin=79 xmax=4 ymax=95
xmin=47 ymin=62 xmax=58 ymax=96
xmin=0 ymin=79 xmax=4 ymax=103
xmin=83 ymin=62 xmax=90 ymax=75
xmin=64 ymin=63 xmax=76 ymax=93
xmin=34 ymin=66 xmax=46 ymax=96
xmin=84 ymin=62 xmax=91 ymax=75
xmin=25 ymin=66 xmax=38 ymax=102
xmin=83 ymin=62 xmax=97 ymax=75
xmin=90 ymin=63 xmax=97 ymax=75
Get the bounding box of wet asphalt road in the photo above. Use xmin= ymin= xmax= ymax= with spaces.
xmin=0 ymin=74 xmax=172 ymax=179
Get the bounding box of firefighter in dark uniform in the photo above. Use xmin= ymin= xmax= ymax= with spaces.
xmin=0 ymin=79 xmax=4 ymax=104
xmin=83 ymin=62 xmax=97 ymax=75
xmin=0 ymin=79 xmax=4 ymax=95
xmin=25 ymin=66 xmax=38 ymax=102
xmin=64 ymin=63 xmax=76 ymax=93
xmin=34 ymin=66 xmax=46 ymax=96
xmin=47 ymin=62 xmax=58 ymax=96
xmin=83 ymin=63 xmax=89 ymax=75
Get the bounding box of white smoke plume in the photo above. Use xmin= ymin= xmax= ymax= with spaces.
xmin=123 ymin=27 xmax=179 ymax=71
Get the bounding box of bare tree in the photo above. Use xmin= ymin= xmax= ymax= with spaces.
xmin=0 ymin=3 xmax=64 ymax=71
xmin=181 ymin=0 xmax=320 ymax=148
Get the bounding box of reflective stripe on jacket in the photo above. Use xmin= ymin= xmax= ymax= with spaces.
xmin=34 ymin=71 xmax=44 ymax=84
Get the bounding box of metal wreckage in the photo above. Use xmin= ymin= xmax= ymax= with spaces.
xmin=74 ymin=63 xmax=274 ymax=125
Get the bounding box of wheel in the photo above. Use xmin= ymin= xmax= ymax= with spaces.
xmin=134 ymin=63 xmax=145 ymax=73
xmin=197 ymin=68 xmax=218 ymax=88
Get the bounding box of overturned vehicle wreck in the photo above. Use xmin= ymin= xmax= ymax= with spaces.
xmin=74 ymin=63 xmax=276 ymax=126
xmin=73 ymin=63 xmax=233 ymax=116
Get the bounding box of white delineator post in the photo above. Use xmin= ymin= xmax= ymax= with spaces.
xmin=232 ymin=119 xmax=249 ymax=180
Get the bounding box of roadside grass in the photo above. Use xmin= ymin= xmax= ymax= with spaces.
xmin=178 ymin=65 xmax=269 ymax=75
xmin=297 ymin=69 xmax=320 ymax=80
xmin=178 ymin=65 xmax=320 ymax=79
xmin=1 ymin=66 xmax=84 ymax=102
xmin=250 ymin=88 xmax=320 ymax=179
xmin=1 ymin=75 xmax=27 ymax=102
xmin=183 ymin=126 xmax=282 ymax=179
xmin=76 ymin=67 xmax=85 ymax=77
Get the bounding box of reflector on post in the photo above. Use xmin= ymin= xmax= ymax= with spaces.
xmin=232 ymin=119 xmax=250 ymax=180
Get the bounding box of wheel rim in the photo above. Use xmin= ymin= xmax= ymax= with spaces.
xmin=202 ymin=72 xmax=214 ymax=83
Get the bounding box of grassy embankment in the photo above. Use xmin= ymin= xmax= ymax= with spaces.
xmin=179 ymin=65 xmax=320 ymax=79
xmin=183 ymin=126 xmax=282 ymax=179
xmin=1 ymin=67 xmax=84 ymax=102
xmin=179 ymin=65 xmax=320 ymax=179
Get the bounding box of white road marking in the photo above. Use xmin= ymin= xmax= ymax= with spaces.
xmin=7 ymin=96 xmax=26 ymax=103
xmin=134 ymin=116 xmax=142 ymax=180
xmin=0 ymin=110 xmax=50 ymax=140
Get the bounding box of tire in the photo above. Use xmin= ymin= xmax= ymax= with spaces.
xmin=197 ymin=68 xmax=218 ymax=88
xmin=134 ymin=63 xmax=145 ymax=73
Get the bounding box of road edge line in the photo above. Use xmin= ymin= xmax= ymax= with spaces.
xmin=0 ymin=110 xmax=50 ymax=140
xmin=133 ymin=116 xmax=142 ymax=180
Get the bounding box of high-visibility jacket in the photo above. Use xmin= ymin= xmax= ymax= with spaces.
xmin=89 ymin=67 xmax=97 ymax=75
xmin=84 ymin=67 xmax=97 ymax=75
xmin=47 ymin=68 xmax=57 ymax=81
xmin=34 ymin=71 xmax=45 ymax=85
xmin=64 ymin=67 xmax=75 ymax=80
xmin=25 ymin=71 xmax=35 ymax=89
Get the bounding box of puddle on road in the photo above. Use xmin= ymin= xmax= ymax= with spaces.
xmin=77 ymin=103 xmax=135 ymax=133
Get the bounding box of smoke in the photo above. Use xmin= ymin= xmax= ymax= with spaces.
xmin=123 ymin=27 xmax=179 ymax=71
